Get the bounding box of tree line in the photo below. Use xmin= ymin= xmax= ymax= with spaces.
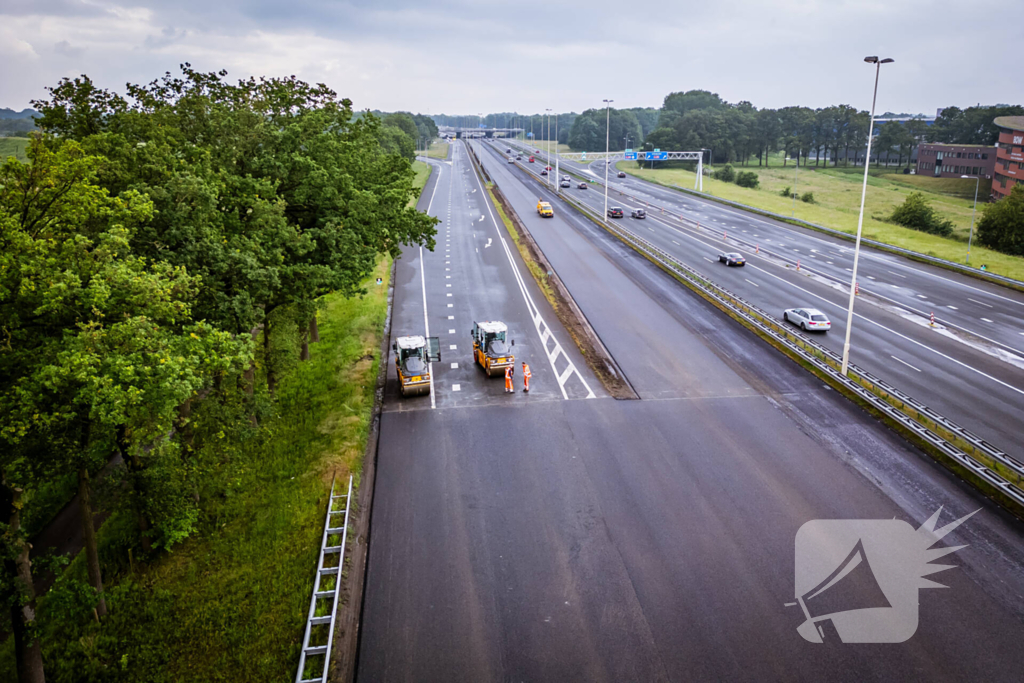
xmin=0 ymin=65 xmax=436 ymax=682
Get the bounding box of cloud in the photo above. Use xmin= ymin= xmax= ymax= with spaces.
xmin=0 ymin=0 xmax=1020 ymax=116
xmin=54 ymin=39 xmax=84 ymax=57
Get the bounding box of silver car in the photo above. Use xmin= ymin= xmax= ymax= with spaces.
xmin=784 ymin=307 xmax=831 ymax=332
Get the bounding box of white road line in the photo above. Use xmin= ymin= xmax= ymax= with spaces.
xmin=891 ymin=355 xmax=921 ymax=372
xmin=420 ymin=160 xmax=443 ymax=410
xmin=745 ymin=279 xmax=759 ymax=287
xmin=449 ymin=344 xmax=457 ymax=350
xmin=452 ymin=384 xmax=461 ymax=391
xmin=703 ymin=257 xmax=713 ymax=262
xmin=450 ymin=362 xmax=458 ymax=368
xmin=968 ymin=297 xmax=994 ymax=308
xmin=982 ymin=317 xmax=994 ymax=323
xmin=947 ymin=306 xmax=958 ymax=310
xmin=448 ymin=329 xmax=455 ymax=333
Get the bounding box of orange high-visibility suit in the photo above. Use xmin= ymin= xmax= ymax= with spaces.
xmin=505 ymin=366 xmax=514 ymax=393
xmin=522 ymin=362 xmax=532 ymax=392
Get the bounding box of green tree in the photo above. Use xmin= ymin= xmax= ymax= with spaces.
xmin=889 ymin=191 xmax=954 ymax=236
xmin=976 ymin=184 xmax=1024 ymax=255
xmin=736 ymin=171 xmax=759 ymax=188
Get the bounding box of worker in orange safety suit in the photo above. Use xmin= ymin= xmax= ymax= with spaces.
xmin=505 ymin=365 xmax=514 ymax=393
xmin=522 ymin=362 xmax=531 ymax=392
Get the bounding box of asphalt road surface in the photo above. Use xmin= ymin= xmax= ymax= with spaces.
xmin=493 ymin=138 xmax=1024 ymax=462
xmin=356 ymin=140 xmax=1024 ymax=682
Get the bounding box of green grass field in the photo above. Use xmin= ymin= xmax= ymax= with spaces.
xmin=618 ymin=160 xmax=1024 ymax=281
xmin=0 ymin=136 xmax=30 ymax=162
xmin=410 ymin=160 xmax=431 ymax=205
xmin=423 ymin=139 xmax=449 ymax=159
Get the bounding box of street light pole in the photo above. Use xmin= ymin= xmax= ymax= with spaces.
xmin=961 ymin=174 xmax=980 ymax=265
xmin=789 ymin=156 xmax=798 ymax=216
xmin=841 ymin=56 xmax=893 ymax=377
xmin=603 ymin=98 xmax=613 ymax=220
xmin=545 ymin=108 xmax=552 ymax=186
xmin=555 ymin=113 xmax=560 ymax=193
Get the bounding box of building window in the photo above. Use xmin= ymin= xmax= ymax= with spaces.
xmin=982 ymin=153 xmax=988 ymax=159
xmin=973 ymin=166 xmax=979 ymax=174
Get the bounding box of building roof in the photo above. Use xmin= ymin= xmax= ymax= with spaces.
xmin=994 ymin=116 xmax=1024 ymax=132
xmin=919 ymin=142 xmax=995 ymax=148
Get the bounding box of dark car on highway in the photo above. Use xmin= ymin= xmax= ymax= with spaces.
xmin=577 ymin=182 xmax=588 ymax=190
xmin=631 ymin=208 xmax=646 ymax=219
xmin=718 ymin=252 xmax=746 ymax=267
xmin=607 ymin=207 xmax=624 ymax=218
xmin=617 ymin=171 xmax=626 ymax=178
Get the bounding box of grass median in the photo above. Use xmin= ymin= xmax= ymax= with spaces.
xmin=617 ymin=161 xmax=1024 ymax=281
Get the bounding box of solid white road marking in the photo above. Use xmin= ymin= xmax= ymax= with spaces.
xmin=891 ymin=355 xmax=921 ymax=372
xmin=420 ymin=160 xmax=443 ymax=410
xmin=452 ymin=384 xmax=461 ymax=391
xmin=968 ymin=297 xmax=994 ymax=308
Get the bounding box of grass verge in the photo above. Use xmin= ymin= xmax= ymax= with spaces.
xmin=410 ymin=160 xmax=431 ymax=204
xmin=424 ymin=140 xmax=449 ymax=160
xmin=617 ymin=161 xmax=1024 ymax=281
xmin=0 ymin=136 xmax=30 ymax=162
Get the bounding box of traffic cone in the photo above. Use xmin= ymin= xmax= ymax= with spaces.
xmin=855 ymin=281 xmax=860 ymax=295
xmin=930 ymin=312 xmax=935 ymax=327
xmin=756 ymin=244 xmax=759 ymax=254
xmin=796 ymin=259 xmax=800 ymax=271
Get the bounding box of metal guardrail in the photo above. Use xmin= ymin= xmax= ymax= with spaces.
xmin=296 ymin=475 xmax=354 ymax=683
xmin=479 ymin=140 xmax=1024 ymax=512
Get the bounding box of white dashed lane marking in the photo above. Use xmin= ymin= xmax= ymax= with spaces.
xmin=450 ymin=362 xmax=458 ymax=368
xmin=968 ymin=297 xmax=994 ymax=308
xmin=452 ymin=384 xmax=461 ymax=391
xmin=891 ymin=355 xmax=921 ymax=372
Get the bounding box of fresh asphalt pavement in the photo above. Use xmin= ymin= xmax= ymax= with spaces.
xmin=356 ymin=140 xmax=1024 ymax=682
xmin=493 ymin=139 xmax=1024 ymax=462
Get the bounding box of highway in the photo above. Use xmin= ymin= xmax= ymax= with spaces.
xmin=356 ymin=139 xmax=1024 ymax=681
xmin=490 ymin=138 xmax=1024 ymax=462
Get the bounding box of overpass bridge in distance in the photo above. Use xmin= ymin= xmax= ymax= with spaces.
xmin=438 ymin=126 xmax=524 ymax=139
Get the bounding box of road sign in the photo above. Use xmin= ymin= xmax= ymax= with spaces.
xmin=624 ymin=152 xmax=638 ymax=160
xmin=654 ymin=148 xmax=660 ymax=152
xmin=640 ymin=151 xmax=668 ymax=161
xmin=625 ymin=148 xmax=633 ymax=153
xmin=581 ymin=152 xmax=587 ymax=160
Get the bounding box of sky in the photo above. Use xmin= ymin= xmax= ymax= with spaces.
xmin=2 ymin=0 xmax=1022 ymax=117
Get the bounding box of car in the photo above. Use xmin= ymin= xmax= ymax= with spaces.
xmin=561 ymin=175 xmax=571 ymax=181
xmin=529 ymin=156 xmax=535 ymax=163
xmin=560 ymin=180 xmax=571 ymax=188
xmin=508 ymin=157 xmax=515 ymax=164
xmin=631 ymin=208 xmax=646 ymax=219
xmin=577 ymin=182 xmax=588 ymax=190
xmin=535 ymin=149 xmax=541 ymax=153
xmin=617 ymin=171 xmax=626 ymax=178
xmin=717 ymin=252 xmax=745 ymax=267
xmin=545 ymin=165 xmax=553 ymax=171
xmin=784 ymin=308 xmax=831 ymax=332
xmin=540 ymin=169 xmax=548 ymax=176
xmin=607 ymin=207 xmax=624 ymax=218
xmin=506 ymin=148 xmax=512 ymax=154
xmin=516 ymin=154 xmax=522 ymax=160
xmin=537 ymin=200 xmax=553 ymax=217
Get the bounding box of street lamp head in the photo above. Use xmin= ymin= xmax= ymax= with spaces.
xmin=603 ymin=99 xmax=613 ymax=104
xmin=864 ymin=56 xmax=878 ymax=63
xmin=880 ymin=58 xmax=894 ymax=64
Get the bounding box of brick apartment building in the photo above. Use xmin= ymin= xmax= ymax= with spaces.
xmin=915 ymin=143 xmax=995 ymax=179
xmin=992 ymin=115 xmax=1024 ymax=200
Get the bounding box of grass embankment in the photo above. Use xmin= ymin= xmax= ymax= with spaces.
xmin=0 ymin=136 xmax=30 ymax=162
xmin=618 ymin=161 xmax=1024 ymax=281
xmin=423 ymin=139 xmax=449 ymax=160
xmin=411 ymin=159 xmax=431 ymax=199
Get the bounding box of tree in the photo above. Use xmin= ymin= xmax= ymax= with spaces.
xmin=662 ymin=89 xmax=727 ymax=117
xmin=754 ymin=108 xmax=781 ymax=166
xmin=889 ymin=191 xmax=954 ymax=236
xmin=382 ymin=112 xmax=419 ymax=141
xmin=976 ymin=184 xmax=1024 ymax=256
xmin=928 ymin=105 xmax=1024 ymax=144
xmin=874 ymin=121 xmax=902 ymax=167
xmin=567 ymin=115 xmax=602 ymax=152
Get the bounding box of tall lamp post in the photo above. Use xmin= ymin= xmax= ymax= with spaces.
xmin=786 ymin=156 xmax=799 ymax=216
xmin=603 ymin=98 xmax=613 ymax=220
xmin=555 ymin=112 xmax=561 ymax=193
xmin=841 ymin=56 xmax=893 ymax=377
xmin=545 ymin=108 xmax=552 ymax=186
xmin=961 ymin=174 xmax=980 ymax=265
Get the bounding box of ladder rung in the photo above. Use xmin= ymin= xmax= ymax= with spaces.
xmin=310 ymin=615 xmax=332 ymax=625
xmin=304 ymin=645 xmax=328 ymax=656
xmin=323 ymin=546 xmax=341 ymax=554
xmin=315 ymin=590 xmax=334 ymax=598
xmin=319 ymin=566 xmax=339 ymax=576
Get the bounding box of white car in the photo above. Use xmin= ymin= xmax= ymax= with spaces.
xmin=508 ymin=157 xmax=515 ymax=163
xmin=784 ymin=308 xmax=831 ymax=332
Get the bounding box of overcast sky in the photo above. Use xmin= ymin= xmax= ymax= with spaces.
xmin=2 ymin=0 xmax=1021 ymax=117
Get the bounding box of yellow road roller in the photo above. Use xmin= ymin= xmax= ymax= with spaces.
xmin=471 ymin=321 xmax=515 ymax=377
xmin=393 ymin=335 xmax=440 ymax=396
